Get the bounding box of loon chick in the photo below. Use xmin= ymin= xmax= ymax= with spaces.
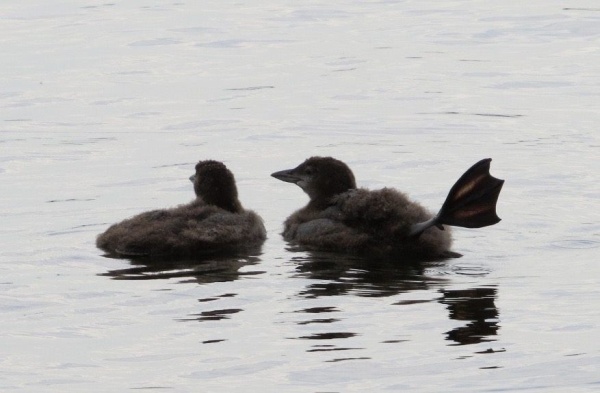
xmin=271 ymin=157 xmax=504 ymax=259
xmin=97 ymin=160 xmax=266 ymax=257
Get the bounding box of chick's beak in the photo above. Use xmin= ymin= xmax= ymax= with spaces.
xmin=271 ymin=169 xmax=301 ymax=184
xmin=189 ymin=174 xmax=196 ymax=183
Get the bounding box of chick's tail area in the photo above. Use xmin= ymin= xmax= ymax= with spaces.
xmin=409 ymin=158 xmax=505 ymax=237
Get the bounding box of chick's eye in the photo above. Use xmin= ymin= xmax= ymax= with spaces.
xmin=304 ymin=166 xmax=315 ymax=175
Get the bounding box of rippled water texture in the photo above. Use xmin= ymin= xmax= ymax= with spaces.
xmin=1 ymin=1 xmax=599 ymax=392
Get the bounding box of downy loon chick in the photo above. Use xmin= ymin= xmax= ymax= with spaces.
xmin=97 ymin=160 xmax=266 ymax=257
xmin=271 ymin=157 xmax=504 ymax=260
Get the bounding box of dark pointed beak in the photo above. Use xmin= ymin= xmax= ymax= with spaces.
xmin=189 ymin=174 xmax=196 ymax=183
xmin=271 ymin=169 xmax=300 ymax=184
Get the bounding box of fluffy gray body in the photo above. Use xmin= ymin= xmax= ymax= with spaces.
xmin=97 ymin=160 xmax=266 ymax=257
xmin=283 ymin=187 xmax=452 ymax=259
xmin=272 ymin=157 xmax=453 ymax=259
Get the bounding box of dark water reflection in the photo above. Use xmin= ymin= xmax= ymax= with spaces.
xmin=101 ymin=250 xmax=265 ymax=326
xmin=179 ymin=307 xmax=244 ymax=322
xmin=100 ymin=249 xmax=500 ymax=350
xmin=291 ymin=251 xmax=449 ymax=298
xmin=101 ymin=248 xmax=264 ymax=283
xmin=290 ymin=251 xmax=500 ymax=347
xmin=440 ymin=287 xmax=499 ymax=345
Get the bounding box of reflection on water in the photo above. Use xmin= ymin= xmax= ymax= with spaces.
xmin=101 ymin=248 xmax=264 ymax=283
xmin=292 ymin=251 xmax=449 ymax=298
xmin=100 ymin=248 xmax=500 ymax=352
xmin=298 ymin=332 xmax=358 ymax=340
xmin=180 ymin=307 xmax=244 ymax=322
xmin=440 ymin=287 xmax=499 ymax=346
xmin=290 ymin=251 xmax=500 ymax=351
xmin=295 ymin=306 xmax=341 ymax=326
xmin=101 ymin=250 xmax=265 ymax=327
xmin=100 ymin=248 xmax=501 ymax=358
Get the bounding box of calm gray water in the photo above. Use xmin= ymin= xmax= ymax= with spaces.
xmin=1 ymin=1 xmax=599 ymax=392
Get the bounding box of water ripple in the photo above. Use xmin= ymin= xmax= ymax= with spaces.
xmin=551 ymin=239 xmax=600 ymax=249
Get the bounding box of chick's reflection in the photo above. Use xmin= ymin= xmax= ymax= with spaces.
xmin=439 ymin=287 xmax=499 ymax=345
xmin=101 ymin=249 xmax=264 ymax=284
xmin=293 ymin=251 xmax=447 ymax=298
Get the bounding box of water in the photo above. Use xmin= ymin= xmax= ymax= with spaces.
xmin=1 ymin=1 xmax=599 ymax=391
